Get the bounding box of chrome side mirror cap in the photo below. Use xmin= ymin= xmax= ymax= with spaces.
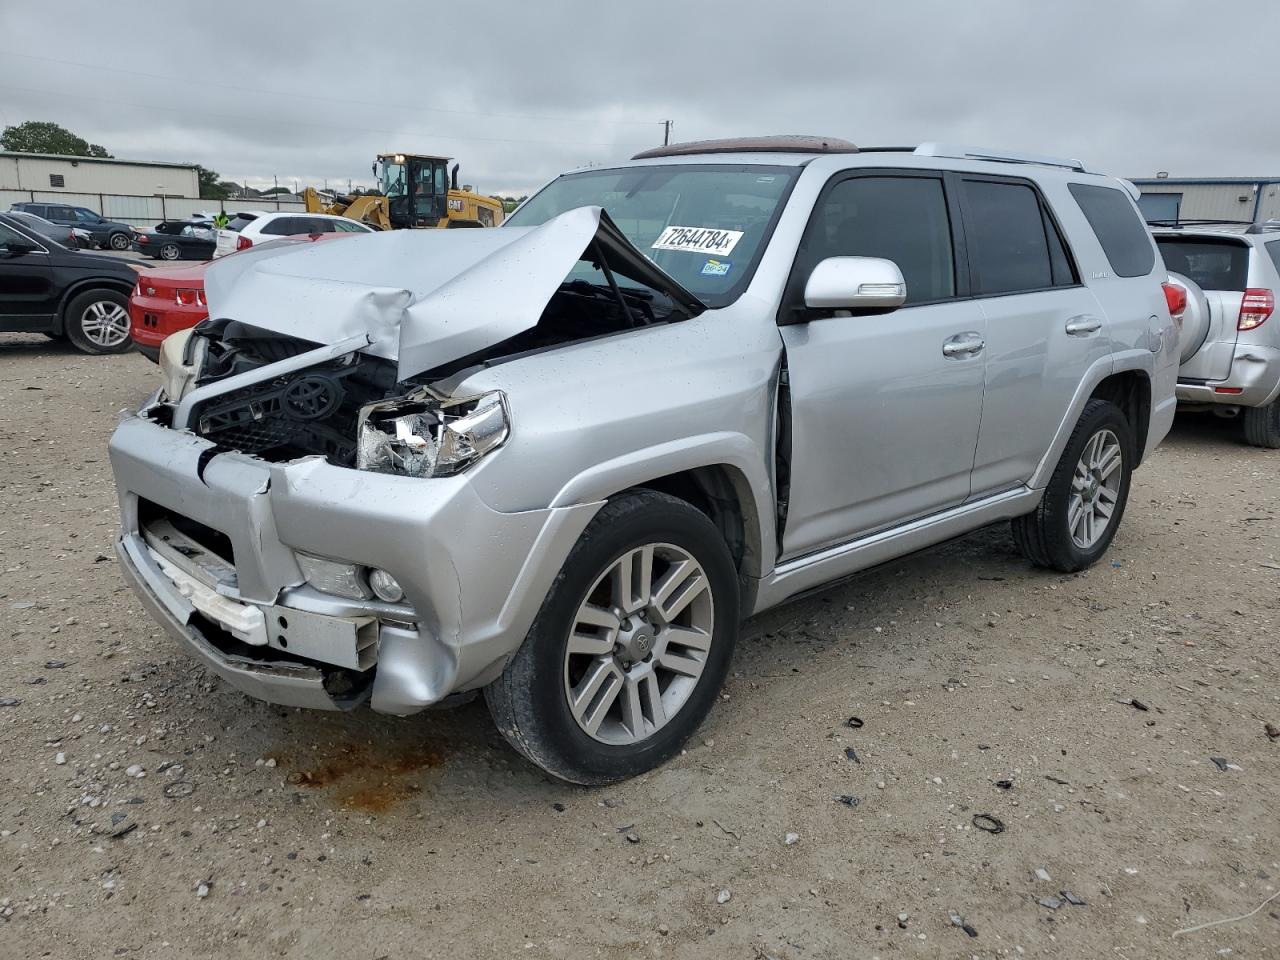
xmin=803 ymin=256 xmax=906 ymax=311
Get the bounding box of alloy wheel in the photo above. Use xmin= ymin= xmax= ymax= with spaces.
xmin=160 ymin=244 xmax=180 ymax=260
xmin=110 ymin=232 xmax=130 ymax=250
xmin=563 ymin=543 xmax=715 ymax=745
xmin=1068 ymin=428 xmax=1123 ymax=549
xmin=79 ymin=301 xmax=131 ymax=349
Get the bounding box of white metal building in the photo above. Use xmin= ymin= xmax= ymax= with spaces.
xmin=0 ymin=151 xmax=200 ymax=197
xmin=1131 ymin=176 xmax=1280 ymax=226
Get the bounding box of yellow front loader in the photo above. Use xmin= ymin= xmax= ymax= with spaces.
xmin=304 ymin=153 xmax=505 ymax=231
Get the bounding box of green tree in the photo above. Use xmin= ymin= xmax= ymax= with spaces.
xmin=193 ymin=165 xmax=233 ymax=200
xmin=1 ymin=120 xmax=112 ymax=158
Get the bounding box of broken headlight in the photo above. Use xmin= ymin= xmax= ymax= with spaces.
xmin=356 ymin=390 xmax=509 ymax=478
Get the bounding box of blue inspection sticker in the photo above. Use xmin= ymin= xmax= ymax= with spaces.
xmin=701 ymin=258 xmax=732 ymax=277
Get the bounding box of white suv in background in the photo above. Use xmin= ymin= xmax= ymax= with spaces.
xmin=214 ymin=211 xmax=374 ymax=258
xmin=1156 ymin=224 xmax=1280 ymax=446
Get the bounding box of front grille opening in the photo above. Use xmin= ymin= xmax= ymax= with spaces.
xmin=139 ymin=499 xmax=235 ymax=566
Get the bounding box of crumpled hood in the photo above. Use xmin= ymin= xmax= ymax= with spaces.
xmin=202 ymin=206 xmax=700 ymax=380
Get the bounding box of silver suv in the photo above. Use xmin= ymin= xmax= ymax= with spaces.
xmin=1154 ymin=224 xmax=1280 ymax=446
xmin=109 ymin=137 xmax=1179 ymax=784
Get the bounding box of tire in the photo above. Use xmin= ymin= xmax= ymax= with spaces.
xmin=64 ymin=289 xmax=133 ymax=355
xmin=1242 ymin=400 xmax=1280 ymax=449
xmin=108 ymin=232 xmax=131 ymax=251
xmin=1012 ymin=399 xmax=1134 ymax=573
xmin=159 ymin=243 xmax=181 ymax=261
xmin=486 ymin=490 xmax=739 ymax=785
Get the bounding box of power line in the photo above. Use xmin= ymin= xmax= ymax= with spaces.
xmin=0 ymin=81 xmax=655 ymax=151
xmin=0 ymin=49 xmax=663 ymax=130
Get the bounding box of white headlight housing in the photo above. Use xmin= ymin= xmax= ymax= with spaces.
xmin=357 ymin=390 xmax=509 ymax=478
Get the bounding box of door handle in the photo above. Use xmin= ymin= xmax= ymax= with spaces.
xmin=1065 ymin=316 xmax=1103 ymax=336
xmin=942 ymin=333 xmax=985 ymax=359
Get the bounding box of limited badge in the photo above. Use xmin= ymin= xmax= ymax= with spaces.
xmin=652 ymin=225 xmax=743 ymax=256
xmin=700 ymin=258 xmax=732 ymax=277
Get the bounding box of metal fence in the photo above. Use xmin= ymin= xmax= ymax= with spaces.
xmin=0 ymin=189 xmax=306 ymax=227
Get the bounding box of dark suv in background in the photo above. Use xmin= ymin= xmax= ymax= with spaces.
xmin=0 ymin=213 xmax=140 ymax=353
xmin=9 ymin=201 xmax=135 ymax=251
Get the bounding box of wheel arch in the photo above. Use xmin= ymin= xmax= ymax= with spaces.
xmin=1088 ymin=369 xmax=1152 ymax=466
xmin=547 ymin=434 xmax=777 ymax=613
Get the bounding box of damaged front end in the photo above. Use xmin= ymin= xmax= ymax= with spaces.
xmin=113 ymin=206 xmax=696 ymax=716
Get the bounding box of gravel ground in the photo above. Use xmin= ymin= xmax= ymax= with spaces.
xmin=1 ymin=333 xmax=1277 ymax=960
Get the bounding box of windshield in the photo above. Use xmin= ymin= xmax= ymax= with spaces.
xmin=505 ymin=164 xmax=798 ymax=307
xmin=380 ymin=161 xmax=407 ymax=200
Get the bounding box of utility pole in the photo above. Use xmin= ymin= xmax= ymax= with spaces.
xmin=661 ymin=120 xmax=672 ymax=145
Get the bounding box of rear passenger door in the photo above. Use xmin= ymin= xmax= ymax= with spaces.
xmin=959 ymin=175 xmax=1110 ymax=496
xmin=778 ymin=171 xmax=988 ymax=557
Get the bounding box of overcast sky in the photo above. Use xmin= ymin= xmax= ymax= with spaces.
xmin=0 ymin=0 xmax=1275 ymax=196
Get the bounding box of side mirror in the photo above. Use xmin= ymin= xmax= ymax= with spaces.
xmin=2 ymin=241 xmax=38 ymax=257
xmin=803 ymin=256 xmax=906 ymax=312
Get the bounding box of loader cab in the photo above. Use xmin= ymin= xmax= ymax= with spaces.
xmin=376 ymin=153 xmax=454 ymax=229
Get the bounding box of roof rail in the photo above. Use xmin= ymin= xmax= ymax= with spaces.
xmin=1146 ymin=218 xmax=1256 ymax=230
xmin=1246 ymin=220 xmax=1280 ymax=234
xmin=914 ymin=142 xmax=1089 ymax=173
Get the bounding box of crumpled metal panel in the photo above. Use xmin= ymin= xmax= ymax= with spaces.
xmin=202 ymin=206 xmax=609 ymax=380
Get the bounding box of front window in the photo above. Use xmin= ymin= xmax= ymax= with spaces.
xmin=505 ymin=164 xmax=798 ymax=307
xmin=380 ymin=161 xmax=407 ymax=200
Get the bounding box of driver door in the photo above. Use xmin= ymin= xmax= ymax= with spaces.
xmin=0 ymin=221 xmax=56 ymax=328
xmin=778 ymin=171 xmax=987 ymax=558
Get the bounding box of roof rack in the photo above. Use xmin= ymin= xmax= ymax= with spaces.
xmin=632 ymin=136 xmax=858 ymax=160
xmin=914 ymin=143 xmax=1090 ymax=173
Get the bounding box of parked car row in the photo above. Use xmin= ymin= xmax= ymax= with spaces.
xmin=9 ymin=201 xmax=135 ymax=250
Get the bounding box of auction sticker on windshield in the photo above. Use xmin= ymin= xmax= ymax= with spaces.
xmin=652 ymin=226 xmax=743 ymax=257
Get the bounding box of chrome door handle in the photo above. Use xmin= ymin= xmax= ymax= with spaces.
xmin=942 ymin=333 xmax=985 ymax=358
xmin=1065 ymin=316 xmax=1103 ymax=336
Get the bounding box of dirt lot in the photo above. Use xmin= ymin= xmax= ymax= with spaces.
xmin=1 ymin=333 xmax=1277 ymax=960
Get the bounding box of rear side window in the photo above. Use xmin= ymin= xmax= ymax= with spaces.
xmin=1267 ymin=240 xmax=1280 ymax=276
xmin=1068 ymin=183 xmax=1156 ymax=278
xmin=802 ymin=175 xmax=956 ymax=304
xmin=962 ymin=179 xmax=1073 ymax=295
xmin=1156 ymin=237 xmax=1250 ymax=292
xmin=226 ymin=214 xmax=259 ymax=232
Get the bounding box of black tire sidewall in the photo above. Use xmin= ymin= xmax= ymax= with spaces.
xmin=1044 ymin=401 xmax=1133 ymax=570
xmin=64 ymin=289 xmax=131 ymax=355
xmin=109 ymin=232 xmax=130 ymax=250
xmin=499 ymin=494 xmax=739 ymax=784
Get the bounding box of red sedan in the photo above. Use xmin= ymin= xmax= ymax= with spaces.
xmin=129 ymin=233 xmax=353 ymax=362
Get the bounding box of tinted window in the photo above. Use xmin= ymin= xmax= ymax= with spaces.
xmin=73 ymin=208 xmax=100 ymax=223
xmin=226 ymin=214 xmax=259 ymax=232
xmin=0 ymin=222 xmax=31 ymax=247
xmin=1156 ymin=237 xmax=1250 ymax=292
xmin=260 ymin=217 xmax=298 ymax=236
xmin=803 ymin=176 xmax=955 ymax=304
xmin=48 ymin=206 xmax=75 ymax=221
xmin=962 ymin=180 xmax=1057 ymax=295
xmin=1267 ymin=240 xmax=1280 ymax=277
xmin=1069 ymin=183 xmax=1156 ymax=278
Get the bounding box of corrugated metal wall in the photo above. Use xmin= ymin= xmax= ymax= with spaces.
xmin=1 ymin=189 xmax=305 ymax=226
xmin=1138 ymin=184 xmax=1261 ymax=222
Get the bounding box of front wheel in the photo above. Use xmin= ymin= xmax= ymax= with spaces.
xmin=1012 ymin=399 xmax=1134 ymax=572
xmin=108 ymin=231 xmax=131 ymax=251
xmin=64 ymin=289 xmax=132 ymax=354
xmin=486 ymin=490 xmax=739 ymax=785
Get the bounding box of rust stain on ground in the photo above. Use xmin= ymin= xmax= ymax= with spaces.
xmin=272 ymin=743 xmax=447 ymax=812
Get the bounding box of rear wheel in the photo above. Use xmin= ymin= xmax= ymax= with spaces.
xmin=1012 ymin=399 xmax=1133 ymax=572
xmin=64 ymin=289 xmax=132 ymax=354
xmin=1243 ymin=400 xmax=1280 ymax=449
xmin=159 ymin=242 xmax=181 ymax=261
xmin=486 ymin=490 xmax=739 ymax=785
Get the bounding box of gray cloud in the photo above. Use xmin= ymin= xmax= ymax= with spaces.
xmin=1 ymin=0 xmax=1275 ymax=197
